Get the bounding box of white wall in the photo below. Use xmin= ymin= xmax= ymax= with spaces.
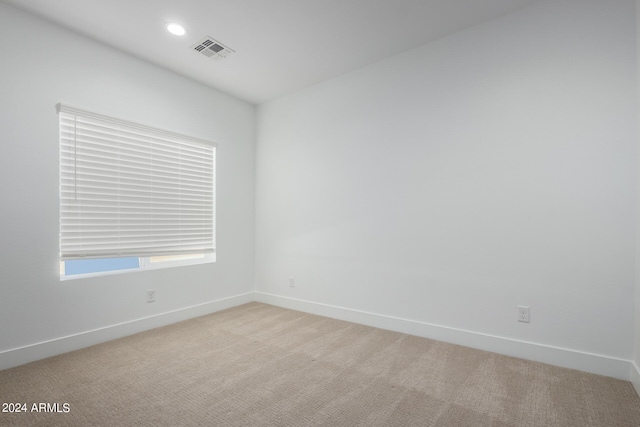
xmin=0 ymin=3 xmax=255 ymax=368
xmin=256 ymin=0 xmax=637 ymax=378
xmin=634 ymin=0 xmax=640 ymax=394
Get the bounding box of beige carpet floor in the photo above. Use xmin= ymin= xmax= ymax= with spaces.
xmin=1 ymin=302 xmax=639 ymax=426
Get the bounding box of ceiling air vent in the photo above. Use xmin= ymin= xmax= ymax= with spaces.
xmin=191 ymin=37 xmax=235 ymax=61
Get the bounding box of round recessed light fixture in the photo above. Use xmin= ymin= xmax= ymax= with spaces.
xmin=166 ymin=23 xmax=187 ymax=36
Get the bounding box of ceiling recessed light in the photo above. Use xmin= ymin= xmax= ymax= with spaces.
xmin=166 ymin=23 xmax=187 ymax=36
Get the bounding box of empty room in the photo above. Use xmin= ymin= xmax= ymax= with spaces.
xmin=1 ymin=0 xmax=640 ymax=425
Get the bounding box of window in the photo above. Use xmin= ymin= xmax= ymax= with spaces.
xmin=58 ymin=104 xmax=216 ymax=279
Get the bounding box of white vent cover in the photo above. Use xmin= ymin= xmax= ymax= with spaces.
xmin=191 ymin=37 xmax=235 ymax=61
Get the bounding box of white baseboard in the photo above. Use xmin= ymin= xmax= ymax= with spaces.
xmin=255 ymin=292 xmax=633 ymax=381
xmin=0 ymin=292 xmax=254 ymax=371
xmin=631 ymin=362 xmax=640 ymax=397
xmin=4 ymin=291 xmax=633 ymax=383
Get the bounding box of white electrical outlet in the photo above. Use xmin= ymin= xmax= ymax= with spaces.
xmin=289 ymin=277 xmax=295 ymax=287
xmin=517 ymin=305 xmax=530 ymax=323
xmin=147 ymin=289 xmax=156 ymax=303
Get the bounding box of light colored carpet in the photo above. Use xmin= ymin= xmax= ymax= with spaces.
xmin=1 ymin=302 xmax=639 ymax=426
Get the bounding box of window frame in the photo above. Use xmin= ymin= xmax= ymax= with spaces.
xmin=59 ymin=253 xmax=215 ymax=281
xmin=57 ymin=104 xmax=216 ymax=280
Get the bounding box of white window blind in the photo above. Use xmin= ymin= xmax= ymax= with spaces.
xmin=58 ymin=104 xmax=216 ymax=261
